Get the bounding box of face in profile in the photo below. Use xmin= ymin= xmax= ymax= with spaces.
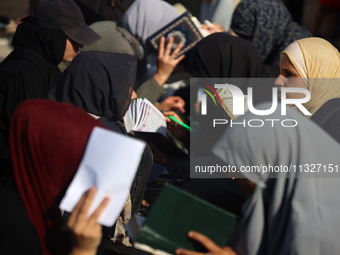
xmin=275 ymin=53 xmax=308 ymax=99
xmin=63 ymin=39 xmax=83 ymax=62
xmin=131 ymin=90 xmax=137 ymax=100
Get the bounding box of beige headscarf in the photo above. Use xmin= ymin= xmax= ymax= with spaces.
xmin=282 ymin=37 xmax=340 ymax=115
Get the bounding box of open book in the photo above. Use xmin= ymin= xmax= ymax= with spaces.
xmin=124 ymin=98 xmax=167 ymax=136
xmin=134 ymin=184 xmax=237 ymax=254
xmin=124 ymin=98 xmax=187 ymax=156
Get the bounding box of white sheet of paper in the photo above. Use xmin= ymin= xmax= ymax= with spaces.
xmin=59 ymin=126 xmax=146 ymax=227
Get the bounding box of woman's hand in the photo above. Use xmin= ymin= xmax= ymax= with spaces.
xmin=153 ymin=36 xmax=186 ymax=86
xmin=67 ymin=187 xmax=110 ymax=255
xmin=149 ymin=142 xmax=167 ymax=166
xmin=164 ymin=111 xmax=188 ymax=142
xmin=176 ymin=231 xmax=237 ymax=255
xmin=155 ymin=96 xmax=185 ymax=113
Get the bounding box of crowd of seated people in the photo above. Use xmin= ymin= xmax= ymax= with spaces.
xmin=1 ymin=0 xmax=340 ymax=255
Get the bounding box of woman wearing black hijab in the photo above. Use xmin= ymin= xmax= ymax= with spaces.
xmin=178 ymin=33 xmax=279 ymax=216
xmin=188 ymin=33 xmax=269 ymax=78
xmin=49 ymin=51 xmax=136 ymax=135
xmin=188 ymin=32 xmax=279 ymax=105
xmin=0 ymin=0 xmax=100 ymax=173
xmin=188 ymin=33 xmax=279 ymax=79
xmin=49 ymin=51 xmax=152 ymax=222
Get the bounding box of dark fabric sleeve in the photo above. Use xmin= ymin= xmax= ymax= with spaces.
xmin=0 ymin=61 xmax=45 ymax=172
xmin=319 ymin=113 xmax=340 ymax=143
xmin=136 ymin=77 xmax=165 ymax=104
xmin=311 ymin=98 xmax=340 ymax=144
xmin=0 ymin=178 xmax=43 ymax=255
xmin=166 ymin=154 xmax=190 ymax=181
xmin=1 ymin=61 xmax=46 ymax=125
xmin=97 ymin=117 xmax=127 ymax=135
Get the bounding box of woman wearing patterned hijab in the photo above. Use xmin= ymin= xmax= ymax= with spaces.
xmin=230 ymin=0 xmax=311 ymax=66
xmin=275 ymin=37 xmax=340 ymax=142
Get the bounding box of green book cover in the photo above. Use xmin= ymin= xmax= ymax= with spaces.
xmin=136 ymin=184 xmax=237 ymax=254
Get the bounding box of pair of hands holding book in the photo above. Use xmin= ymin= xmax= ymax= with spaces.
xmin=176 ymin=231 xmax=237 ymax=255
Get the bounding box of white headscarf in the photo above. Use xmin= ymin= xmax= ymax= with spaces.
xmin=282 ymin=37 xmax=340 ymax=115
xmin=283 ymin=41 xmax=308 ymax=82
xmin=121 ymin=0 xmax=179 ymax=55
xmin=213 ymin=103 xmax=340 ymax=255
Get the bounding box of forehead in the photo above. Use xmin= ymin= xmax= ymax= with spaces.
xmin=280 ymin=53 xmax=292 ymax=65
xmin=280 ymin=53 xmax=296 ymax=70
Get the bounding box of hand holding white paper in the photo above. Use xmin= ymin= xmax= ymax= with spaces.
xmin=60 ymin=127 xmax=146 ymax=227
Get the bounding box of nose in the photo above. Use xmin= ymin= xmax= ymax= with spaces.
xmin=131 ymin=90 xmax=137 ymax=100
xmin=72 ymin=41 xmax=84 ymax=53
xmin=274 ymin=74 xmax=284 ymax=87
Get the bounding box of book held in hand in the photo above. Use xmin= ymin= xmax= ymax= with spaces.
xmin=124 ymin=98 xmax=187 ymax=156
xmin=124 ymin=98 xmax=167 ymax=136
xmin=135 ymin=184 xmax=237 ymax=254
xmin=147 ymin=11 xmax=205 ymax=57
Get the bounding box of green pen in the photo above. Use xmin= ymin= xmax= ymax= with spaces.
xmin=166 ymin=114 xmax=193 ymax=132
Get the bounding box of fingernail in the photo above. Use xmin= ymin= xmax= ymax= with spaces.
xmin=188 ymin=231 xmax=195 ymax=237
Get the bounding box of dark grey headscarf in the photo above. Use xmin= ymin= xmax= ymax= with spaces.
xmin=49 ymin=51 xmax=137 ymax=133
xmin=213 ymin=103 xmax=340 ymax=254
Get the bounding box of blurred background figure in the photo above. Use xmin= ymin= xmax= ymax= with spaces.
xmin=200 ymin=0 xmax=240 ymax=33
xmin=312 ymin=0 xmax=340 ymax=41
xmin=0 ymin=0 xmax=100 ymax=174
xmin=230 ymin=0 xmax=311 ymax=66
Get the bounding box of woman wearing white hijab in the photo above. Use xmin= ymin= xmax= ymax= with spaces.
xmin=275 ymin=37 xmax=340 ymax=142
xmin=176 ymin=103 xmax=340 ymax=255
xmin=82 ymin=0 xmax=185 ymax=107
